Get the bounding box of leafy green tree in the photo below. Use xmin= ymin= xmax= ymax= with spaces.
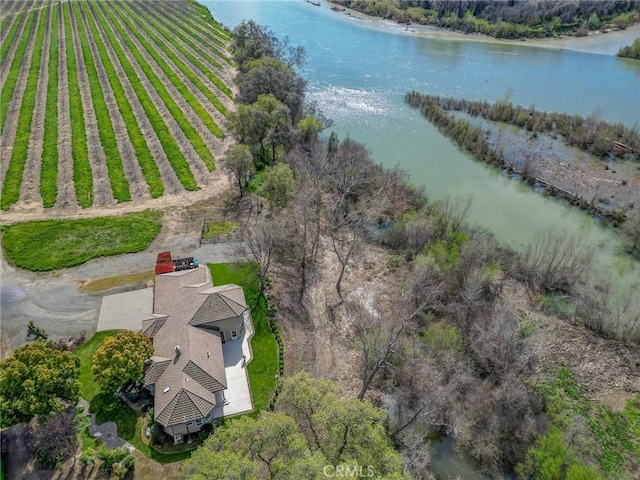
xmin=225 ymin=144 xmax=255 ymax=198
xmin=179 ymin=372 xmax=408 ymax=479
xmin=92 ymin=331 xmax=154 ymax=394
xmin=226 ymin=95 xmax=293 ymax=166
xmin=516 ymin=427 xmax=604 ymax=480
xmin=235 ymin=57 xmax=306 ymax=122
xmin=0 ymin=342 xmax=80 ymax=426
xmin=261 ymin=163 xmax=296 ymax=209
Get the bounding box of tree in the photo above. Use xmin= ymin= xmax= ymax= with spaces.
xmin=0 ymin=342 xmax=80 ymax=426
xmin=519 ymin=227 xmax=595 ymax=294
xmin=226 ymin=94 xmax=294 ymax=166
xmin=224 ymin=144 xmax=254 ymax=198
xmin=261 ymin=163 xmax=296 ymax=209
xmin=235 ymin=222 xmax=278 ymax=299
xmin=622 ymin=214 xmax=640 ymax=252
xmin=32 ymin=407 xmax=78 ymax=470
xmin=92 ymin=331 xmax=154 ymax=394
xmin=180 ymin=373 xmax=408 ymax=479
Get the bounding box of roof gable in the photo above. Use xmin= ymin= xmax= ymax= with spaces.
xmin=155 ymin=388 xmax=215 ymax=426
xmin=190 ymin=286 xmax=247 ymax=327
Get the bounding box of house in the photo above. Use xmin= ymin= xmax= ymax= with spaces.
xmin=141 ymin=264 xmax=248 ymax=444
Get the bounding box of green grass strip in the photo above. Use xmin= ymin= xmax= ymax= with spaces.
xmin=102 ymin=2 xmax=215 ymax=171
xmin=122 ymin=1 xmax=231 ymax=109
xmin=208 ymin=263 xmax=278 ymax=413
xmin=1 ymin=210 xmax=163 ymax=271
xmin=0 ymin=10 xmax=34 ymax=134
xmin=128 ymin=1 xmax=233 ymax=101
xmin=134 ymin=1 xmax=223 ymax=70
xmin=88 ymin=1 xmax=197 ymax=191
xmin=0 ymin=11 xmax=25 ymax=64
xmin=117 ymin=1 xmax=227 ymax=138
xmin=140 ymin=1 xmax=231 ymax=67
xmin=0 ymin=9 xmax=46 ymax=210
xmin=40 ymin=3 xmax=58 ymax=207
xmin=178 ymin=2 xmax=231 ymax=49
xmin=63 ymin=2 xmax=92 ymax=207
xmin=71 ymin=1 xmax=130 ymax=202
xmin=188 ymin=0 xmax=231 ymax=41
xmin=81 ymin=2 xmax=163 ymax=198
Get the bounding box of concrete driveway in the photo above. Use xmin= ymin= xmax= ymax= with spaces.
xmin=96 ymin=288 xmax=154 ymax=332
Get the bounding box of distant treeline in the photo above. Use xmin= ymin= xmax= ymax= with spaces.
xmin=331 ymin=0 xmax=640 ymax=38
xmin=618 ymin=37 xmax=640 ymax=58
xmin=405 ymin=92 xmax=640 ymax=161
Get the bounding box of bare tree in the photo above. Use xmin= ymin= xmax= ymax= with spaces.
xmin=622 ymin=214 xmax=640 ymax=252
xmin=234 ymin=222 xmax=277 ymax=299
xmin=347 ymin=286 xmax=425 ymax=400
xmin=519 ymin=227 xmax=595 ymax=294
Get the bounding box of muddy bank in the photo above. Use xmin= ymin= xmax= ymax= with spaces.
xmin=468 ymin=116 xmax=640 ymax=221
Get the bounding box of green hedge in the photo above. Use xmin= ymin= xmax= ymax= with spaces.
xmin=0 ymin=10 xmax=31 ymax=133
xmin=63 ymin=2 xmax=93 ymax=207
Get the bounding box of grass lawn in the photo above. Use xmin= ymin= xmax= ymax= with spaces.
xmin=1 ymin=210 xmax=162 ymax=271
xmin=202 ymin=220 xmax=239 ymax=239
xmin=76 ymin=330 xmax=194 ymax=463
xmin=208 ymin=262 xmax=279 ymax=414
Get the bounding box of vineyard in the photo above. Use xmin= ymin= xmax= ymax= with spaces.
xmin=0 ymin=0 xmax=235 ymax=212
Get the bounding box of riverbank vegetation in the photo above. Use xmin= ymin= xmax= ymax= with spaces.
xmin=618 ymin=37 xmax=640 ymax=58
xmin=0 ymin=0 xmax=234 ymax=210
xmin=330 ymin=0 xmax=640 ymax=39
xmin=406 ymin=92 xmax=640 ymax=162
xmin=405 ymin=92 xmax=640 ymax=246
xmin=1 ymin=210 xmax=162 ymax=271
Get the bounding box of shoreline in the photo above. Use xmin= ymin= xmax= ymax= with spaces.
xmin=326 ymin=3 xmax=640 ymax=56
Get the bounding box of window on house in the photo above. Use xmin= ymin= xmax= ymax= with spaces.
xmin=186 ymin=421 xmax=193 ymax=426
xmin=195 ymin=419 xmax=203 ymax=426
xmin=231 ymin=330 xmax=238 ymax=340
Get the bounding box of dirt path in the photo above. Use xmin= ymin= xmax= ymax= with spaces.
xmin=16 ymin=3 xmax=50 ymax=208
xmin=84 ymin=1 xmax=184 ymax=198
xmin=54 ymin=0 xmax=78 ymax=210
xmin=76 ymin=1 xmax=151 ymax=203
xmin=0 ymin=8 xmax=40 ymax=185
xmin=68 ymin=2 xmax=115 ymax=208
xmin=97 ymin=2 xmax=208 ymax=188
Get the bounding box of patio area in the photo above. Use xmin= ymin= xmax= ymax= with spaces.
xmin=213 ymin=310 xmax=255 ymax=418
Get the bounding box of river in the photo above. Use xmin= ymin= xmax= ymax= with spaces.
xmin=203 ymin=0 xmax=638 ymax=475
xmin=204 ymin=1 xmax=640 ymax=289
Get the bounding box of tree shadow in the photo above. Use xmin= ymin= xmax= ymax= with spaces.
xmin=90 ymin=393 xmax=138 ymax=441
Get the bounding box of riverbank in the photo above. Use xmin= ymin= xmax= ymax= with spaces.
xmin=326 ymin=3 xmax=640 ymax=56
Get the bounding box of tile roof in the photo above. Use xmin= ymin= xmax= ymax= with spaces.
xmin=143 ymin=266 xmax=246 ymax=428
xmin=142 ymin=315 xmax=168 ymax=338
xmin=190 ymin=285 xmax=247 ymax=326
